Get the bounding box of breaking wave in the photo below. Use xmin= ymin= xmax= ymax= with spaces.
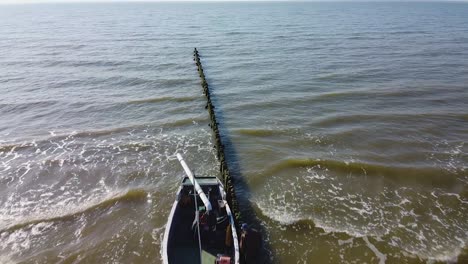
xmin=0 ymin=189 xmax=148 ymax=233
xmin=254 ymin=158 xmax=461 ymax=187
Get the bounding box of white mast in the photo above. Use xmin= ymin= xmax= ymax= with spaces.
xmin=176 ymin=153 xmax=212 ymax=211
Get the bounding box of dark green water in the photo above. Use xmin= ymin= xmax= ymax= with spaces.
xmin=0 ymin=2 xmax=467 ymax=263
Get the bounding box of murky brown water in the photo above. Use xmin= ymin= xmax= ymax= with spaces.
xmin=1 ymin=2 xmax=467 ymax=263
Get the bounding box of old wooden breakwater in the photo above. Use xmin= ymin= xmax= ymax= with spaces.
xmin=193 ymin=48 xmax=242 ymax=225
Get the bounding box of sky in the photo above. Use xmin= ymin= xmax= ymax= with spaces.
xmin=0 ymin=0 xmax=292 ymax=4
xmin=0 ymin=0 xmax=289 ymax=3
xmin=0 ymin=0 xmax=308 ymax=3
xmin=0 ymin=0 xmax=222 ymax=3
xmin=0 ymin=0 xmax=466 ymax=4
xmin=0 ymin=0 xmax=263 ymax=4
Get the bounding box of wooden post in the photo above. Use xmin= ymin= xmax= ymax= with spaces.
xmin=193 ymin=48 xmax=242 ymax=228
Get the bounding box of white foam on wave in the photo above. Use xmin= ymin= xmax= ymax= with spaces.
xmin=0 ymin=254 xmax=15 ymax=264
xmin=154 ymin=225 xmax=166 ymax=263
xmin=0 ymin=188 xmax=125 ymax=231
xmin=402 ymin=240 xmax=464 ymax=263
xmin=254 ymin=161 xmax=468 ymax=263
xmin=257 ymin=193 xmax=468 ymax=263
xmin=255 ymin=197 xmax=370 ymax=238
xmin=256 ymin=197 xmax=392 ymax=264
xmin=0 ymin=221 xmax=55 ymax=260
xmin=256 ymin=200 xmax=303 ymax=226
xmin=429 ymin=140 xmax=466 ymax=175
xmin=363 ymin=236 xmax=387 ymax=264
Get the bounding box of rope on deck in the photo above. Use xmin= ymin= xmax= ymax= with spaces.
xmin=193 ymin=48 xmax=242 ymax=227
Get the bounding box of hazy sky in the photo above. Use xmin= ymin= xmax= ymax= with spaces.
xmin=0 ymin=0 xmax=300 ymax=4
xmin=0 ymin=0 xmax=288 ymax=3
xmin=0 ymin=0 xmax=376 ymax=4
xmin=0 ymin=0 xmax=308 ymax=3
xmin=0 ymin=0 xmax=466 ymax=4
xmin=0 ymin=0 xmax=235 ymax=3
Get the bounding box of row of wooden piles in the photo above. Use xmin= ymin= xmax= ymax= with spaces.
xmin=193 ymin=48 xmax=242 ymax=227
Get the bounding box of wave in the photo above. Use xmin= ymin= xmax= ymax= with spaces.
xmin=300 ymin=85 xmax=467 ymax=102
xmin=0 ymin=125 xmax=151 ymax=149
xmin=0 ymin=76 xmax=26 ymax=84
xmin=157 ymin=78 xmax=195 ymax=86
xmin=0 ymin=100 xmax=62 ymax=113
xmin=40 ymin=44 xmax=87 ymax=50
xmin=255 ymin=158 xmax=461 ymax=187
xmin=314 ymin=69 xmax=385 ymax=82
xmin=255 ymin=201 xmax=467 ymax=263
xmin=0 ymin=142 xmax=36 ymax=153
xmin=0 ymin=118 xmax=207 ymax=153
xmin=223 ymin=85 xmax=468 ymax=113
xmin=234 ymin=127 xmax=309 ymax=139
xmin=111 ymin=76 xmax=152 ymax=87
xmin=346 ymin=35 xmax=381 ymax=40
xmin=40 ymin=59 xmax=133 ymax=68
xmin=0 ymin=255 xmax=15 ymax=264
xmin=162 ymin=117 xmax=207 ymax=128
xmin=127 ymin=96 xmax=197 ymax=104
xmin=253 ymin=199 xmax=371 ymax=237
xmin=235 ymin=128 xmax=283 ymax=137
xmin=72 ymin=126 xmax=139 ymax=138
xmin=225 ymin=31 xmax=258 ymax=36
xmin=388 ymin=30 xmax=428 ymax=35
xmin=0 ymin=189 xmax=148 ymax=234
xmin=313 ymin=112 xmax=468 ymax=127
xmin=222 ymin=98 xmax=287 ymax=111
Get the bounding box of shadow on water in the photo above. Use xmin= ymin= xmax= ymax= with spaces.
xmin=203 ymin=70 xmax=275 ymax=264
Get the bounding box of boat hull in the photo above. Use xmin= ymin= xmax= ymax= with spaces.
xmin=162 ymin=177 xmax=239 ymax=264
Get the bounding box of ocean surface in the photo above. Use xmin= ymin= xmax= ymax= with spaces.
xmin=1 ymin=1 xmax=467 ymax=263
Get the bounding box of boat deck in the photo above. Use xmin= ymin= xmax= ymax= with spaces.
xmin=170 ymin=245 xmax=218 ymax=264
xmin=167 ymin=178 xmax=233 ymax=264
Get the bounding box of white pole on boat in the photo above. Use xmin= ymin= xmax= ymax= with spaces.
xmin=192 ymin=176 xmax=203 ymax=264
xmin=176 ymin=153 xmax=212 ymax=211
xmin=177 ymin=153 xmax=207 ymax=264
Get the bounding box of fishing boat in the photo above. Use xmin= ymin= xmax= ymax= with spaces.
xmin=162 ymin=153 xmax=240 ymax=264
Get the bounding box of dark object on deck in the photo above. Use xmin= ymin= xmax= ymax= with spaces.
xmin=240 ymin=227 xmax=262 ymax=264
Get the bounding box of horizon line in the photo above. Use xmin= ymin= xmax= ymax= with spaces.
xmin=1 ymin=0 xmax=468 ymax=5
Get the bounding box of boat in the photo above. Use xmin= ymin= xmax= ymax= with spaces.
xmin=162 ymin=153 xmax=240 ymax=264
